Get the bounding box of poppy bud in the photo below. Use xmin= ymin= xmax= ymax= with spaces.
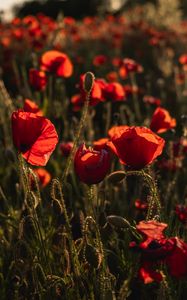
xmin=60 ymin=142 xmax=73 ymax=157
xmin=74 ymin=144 xmax=111 ymax=184
xmin=83 ymin=71 xmax=95 ymax=93
xmin=107 ymin=215 xmax=130 ymax=228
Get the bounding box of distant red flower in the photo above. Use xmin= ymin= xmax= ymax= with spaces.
xmin=179 ymin=54 xmax=187 ymax=65
xmin=123 ymin=85 xmax=143 ymax=97
xmin=119 ymin=58 xmax=143 ymax=78
xmin=24 ymin=99 xmax=43 ymax=116
xmin=60 ymin=142 xmax=73 ymax=157
xmin=157 ymin=158 xmax=182 ymax=172
xmin=29 ymin=68 xmax=47 ymax=91
xmin=71 ymin=94 xmax=83 ymax=111
xmin=104 ymin=82 xmax=125 ymax=102
xmin=74 ymin=144 xmax=111 ymax=184
xmin=150 ymin=107 xmax=176 ymax=134
xmin=40 ymin=50 xmax=73 ymax=77
xmin=33 ymin=168 xmax=51 ymax=187
xmin=143 ymin=95 xmax=161 ymax=106
xmin=175 ymin=205 xmax=187 ymax=224
xmin=135 ymin=199 xmax=148 ymax=211
xmin=107 ymin=126 xmax=165 ymax=169
xmin=12 ymin=110 xmax=58 ymax=166
xmin=93 ymin=55 xmax=107 ymax=66
xmin=106 ymin=71 xmax=118 ymax=82
xmin=175 ymin=73 xmax=185 ymax=85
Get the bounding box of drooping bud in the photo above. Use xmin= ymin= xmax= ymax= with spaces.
xmin=107 ymin=215 xmax=131 ymax=228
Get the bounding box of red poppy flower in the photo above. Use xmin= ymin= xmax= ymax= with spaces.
xmin=24 ymin=99 xmax=43 ymax=116
xmin=33 ymin=168 xmax=51 ymax=187
xmin=165 ymin=237 xmax=187 ymax=278
xmin=60 ymin=142 xmax=73 ymax=157
xmin=12 ymin=110 xmax=58 ymax=166
xmin=106 ymin=71 xmax=118 ymax=82
xmin=139 ymin=261 xmax=163 ymax=284
xmin=179 ymin=54 xmax=187 ymax=65
xmin=136 ymin=220 xmax=168 ymax=241
xmin=134 ymin=220 xmax=187 ymax=281
xmin=135 ymin=199 xmax=148 ymax=211
xmin=143 ymin=95 xmax=161 ymax=106
xmin=93 ymin=138 xmax=109 ymax=151
xmin=93 ymin=55 xmax=107 ymax=66
xmin=29 ymin=68 xmax=47 ymax=91
xmin=175 ymin=205 xmax=187 ymax=224
xmin=40 ymin=50 xmax=73 ymax=77
xmin=108 ymin=125 xmax=129 ymax=138
xmin=74 ymin=144 xmax=111 ymax=184
xmin=107 ymin=126 xmax=165 ymax=169
xmin=103 ymin=82 xmax=125 ymax=102
xmin=119 ymin=58 xmax=143 ymax=78
xmin=150 ymin=107 xmax=176 ymax=134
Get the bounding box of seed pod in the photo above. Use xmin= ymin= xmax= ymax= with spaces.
xmin=107 ymin=171 xmax=126 ymax=184
xmin=85 ymin=244 xmax=102 ymax=269
xmin=83 ymin=72 xmax=95 ymax=93
xmin=107 ymin=215 xmax=130 ymax=229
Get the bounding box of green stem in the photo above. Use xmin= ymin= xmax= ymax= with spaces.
xmin=62 ymin=91 xmax=90 ymax=182
xmin=125 ymin=170 xmax=161 ymax=220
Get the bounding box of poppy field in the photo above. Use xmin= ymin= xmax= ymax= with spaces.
xmin=1 ymin=3 xmax=187 ymax=299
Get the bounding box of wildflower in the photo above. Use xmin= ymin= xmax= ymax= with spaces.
xmin=107 ymin=126 xmax=165 ymax=169
xmin=24 ymin=99 xmax=43 ymax=116
xmin=40 ymin=50 xmax=73 ymax=77
xmin=60 ymin=142 xmax=73 ymax=157
xmin=11 ymin=110 xmax=58 ymax=166
xmin=74 ymin=144 xmax=110 ymax=184
xmin=150 ymin=107 xmax=176 ymax=134
xmin=29 ymin=68 xmax=47 ymax=91
xmin=33 ymin=168 xmax=51 ymax=187
xmin=103 ymin=82 xmax=125 ymax=102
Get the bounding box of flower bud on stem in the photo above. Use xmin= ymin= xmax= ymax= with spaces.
xmin=62 ymin=72 xmax=95 ymax=182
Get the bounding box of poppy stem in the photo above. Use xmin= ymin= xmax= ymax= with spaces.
xmin=18 ymin=154 xmax=52 ymax=274
xmin=62 ymin=91 xmax=90 ymax=183
xmin=129 ymin=73 xmax=141 ymax=122
xmin=125 ymin=170 xmax=161 ymax=220
xmin=51 ymin=179 xmax=81 ymax=276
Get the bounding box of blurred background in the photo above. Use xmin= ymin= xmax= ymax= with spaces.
xmin=2 ymin=0 xmax=187 ymax=20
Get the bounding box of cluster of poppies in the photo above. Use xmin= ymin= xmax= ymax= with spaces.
xmin=5 ymin=8 xmax=187 ymax=294
xmin=132 ymin=220 xmax=187 ymax=283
